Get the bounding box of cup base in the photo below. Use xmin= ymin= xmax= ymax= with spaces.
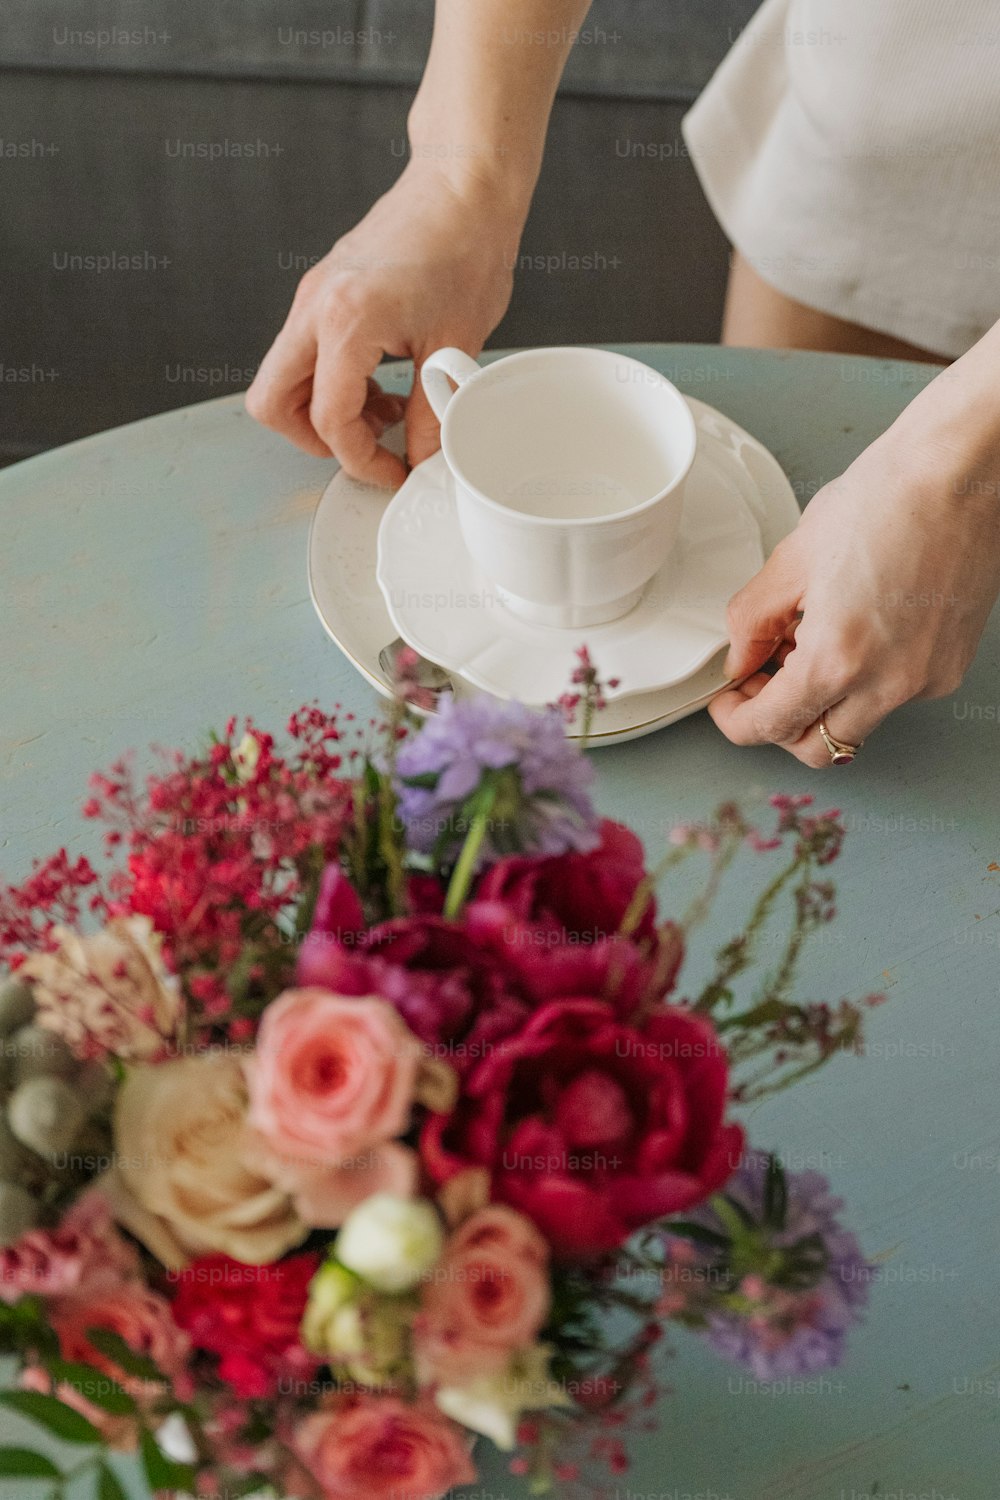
xmin=496 ymin=583 xmax=645 ymax=630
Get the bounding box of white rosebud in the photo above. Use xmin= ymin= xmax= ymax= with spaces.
xmin=435 ymin=1344 xmax=572 ymax=1450
xmin=335 ymin=1193 xmax=444 ymax=1294
xmin=302 ymin=1263 xmax=366 ymax=1357
xmin=302 ymin=1261 xmax=408 ymax=1388
xmin=9 ymin=1024 xmax=77 ymax=1086
xmin=156 ymin=1415 xmax=198 ymax=1464
xmin=0 ymin=978 xmax=36 ymax=1038
xmin=0 ymin=1182 xmax=39 ymax=1245
xmin=8 ymin=1076 xmax=86 ymax=1159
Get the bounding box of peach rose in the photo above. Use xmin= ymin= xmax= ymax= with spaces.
xmin=26 ymin=1278 xmax=191 ymax=1448
xmin=112 ymin=1052 xmax=306 ymax=1267
xmin=21 ymin=916 xmax=182 ymax=1061
xmin=246 ymin=989 xmax=421 ymax=1164
xmin=293 ymin=1396 xmax=476 ymax=1500
xmin=415 ymin=1206 xmax=551 ymax=1386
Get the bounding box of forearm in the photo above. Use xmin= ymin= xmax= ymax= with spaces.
xmin=408 ymin=0 xmax=592 ymax=220
xmin=888 ymin=319 xmax=1000 ymax=501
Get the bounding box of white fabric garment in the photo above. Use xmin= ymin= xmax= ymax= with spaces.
xmin=682 ymin=0 xmax=1000 ymax=356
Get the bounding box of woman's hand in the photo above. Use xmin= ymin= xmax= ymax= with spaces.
xmin=246 ymin=163 xmax=519 ymax=488
xmin=710 ymin=401 xmax=1000 ymax=766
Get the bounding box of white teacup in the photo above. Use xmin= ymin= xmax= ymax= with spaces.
xmin=421 ymin=346 xmax=697 ymax=629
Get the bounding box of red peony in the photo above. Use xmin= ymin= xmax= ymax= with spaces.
xmin=476 ymin=820 xmax=656 ymax=936
xmin=171 ymin=1252 xmax=321 ymax=1399
xmin=422 ymin=1000 xmax=743 ymax=1258
xmin=466 ymin=820 xmax=684 ymax=1014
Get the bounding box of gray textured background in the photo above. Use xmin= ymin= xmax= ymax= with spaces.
xmin=0 ymin=1 xmax=762 ymax=461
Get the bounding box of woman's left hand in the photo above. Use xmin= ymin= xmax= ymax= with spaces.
xmin=709 ymin=396 xmax=1000 ymax=767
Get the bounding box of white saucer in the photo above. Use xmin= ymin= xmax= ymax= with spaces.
xmin=307 ymin=400 xmax=800 ymax=747
xmin=376 ymin=443 xmax=763 ymax=705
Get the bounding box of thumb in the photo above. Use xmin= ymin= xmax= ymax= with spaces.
xmin=723 ymin=546 xmax=803 ymax=679
xmin=405 ymin=361 xmax=444 ymax=471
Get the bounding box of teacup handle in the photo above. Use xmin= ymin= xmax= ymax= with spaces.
xmin=421 ymin=348 xmax=481 ymax=423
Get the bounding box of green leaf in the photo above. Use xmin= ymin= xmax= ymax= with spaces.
xmin=0 ymin=1446 xmax=62 ymax=1478
xmin=46 ymin=1360 xmax=137 ymax=1416
xmin=712 ymin=1194 xmax=758 ymax=1238
xmin=0 ymin=1391 xmax=101 ymax=1446
xmin=663 ymin=1219 xmax=731 ymax=1250
xmin=139 ymin=1428 xmax=195 ymax=1493
xmin=97 ymin=1462 xmax=130 ymax=1500
xmin=85 ymin=1327 xmax=164 ymax=1383
xmin=763 ymin=1153 xmax=788 ymax=1230
xmin=398 ymin=771 xmax=439 ymax=789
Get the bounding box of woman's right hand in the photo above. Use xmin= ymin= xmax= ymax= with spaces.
xmin=246 ymin=162 xmax=519 ymax=488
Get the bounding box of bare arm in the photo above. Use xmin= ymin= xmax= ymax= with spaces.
xmin=712 ymin=319 xmax=1000 ymax=766
xmin=247 ymin=1 xmax=592 ymax=485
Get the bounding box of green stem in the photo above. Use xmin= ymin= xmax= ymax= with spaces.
xmin=579 ymin=695 xmax=595 ymax=748
xmin=618 ymin=843 xmax=695 ymax=939
xmin=693 ymin=851 xmax=807 ymax=1014
xmin=443 ymin=787 xmax=497 ymax=918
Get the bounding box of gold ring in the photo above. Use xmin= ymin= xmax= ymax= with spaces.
xmin=818 ymin=718 xmax=862 ymax=765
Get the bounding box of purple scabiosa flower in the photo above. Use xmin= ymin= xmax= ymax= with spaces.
xmin=665 ymin=1150 xmax=870 ymax=1378
xmin=394 ymin=696 xmax=599 ymax=866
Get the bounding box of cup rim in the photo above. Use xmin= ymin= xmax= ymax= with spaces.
xmin=437 ymin=346 xmax=698 ymax=528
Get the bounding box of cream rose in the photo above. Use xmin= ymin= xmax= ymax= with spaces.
xmin=111 ymin=1052 xmax=306 ymax=1268
xmin=21 ymin=917 xmax=182 ymax=1061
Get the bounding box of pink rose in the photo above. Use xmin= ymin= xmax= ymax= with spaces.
xmin=293 ymin=1396 xmax=476 ymax=1500
xmin=247 ymin=988 xmax=421 ymax=1164
xmin=244 ymin=988 xmax=425 ymax=1226
xmin=415 ymin=1206 xmax=550 ymax=1385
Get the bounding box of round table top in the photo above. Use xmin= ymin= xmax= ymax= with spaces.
xmin=1 ymin=345 xmax=997 ymax=1500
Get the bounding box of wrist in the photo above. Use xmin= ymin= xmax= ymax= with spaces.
xmin=405 ymin=105 xmax=539 ymax=229
xmin=881 ymin=386 xmax=1000 ymax=520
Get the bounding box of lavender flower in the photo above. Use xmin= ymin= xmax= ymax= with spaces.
xmin=669 ymin=1151 xmax=871 ymax=1378
xmin=394 ymin=696 xmax=599 ymax=866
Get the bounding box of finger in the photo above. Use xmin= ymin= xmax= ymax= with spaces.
xmin=246 ymin=320 xmax=332 ymax=459
xmin=723 ymin=544 xmax=804 ymax=679
xmin=365 ymin=378 xmax=406 ymax=427
xmin=405 ymin=360 xmax=444 ymax=470
xmin=709 ymin=652 xmax=833 ymax=752
xmin=783 ymin=691 xmax=890 ymax=769
xmin=311 ymin=337 xmax=408 ymax=488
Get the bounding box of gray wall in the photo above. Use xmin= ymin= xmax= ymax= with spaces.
xmin=0 ymin=1 xmax=762 ymax=461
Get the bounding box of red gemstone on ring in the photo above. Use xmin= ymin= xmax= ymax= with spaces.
xmin=831 ymin=751 xmax=855 ymax=765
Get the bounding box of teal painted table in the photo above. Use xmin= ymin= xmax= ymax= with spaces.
xmin=2 ymin=346 xmax=998 ymax=1500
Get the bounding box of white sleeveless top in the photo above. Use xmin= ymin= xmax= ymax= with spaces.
xmin=682 ymin=0 xmax=1000 ymax=356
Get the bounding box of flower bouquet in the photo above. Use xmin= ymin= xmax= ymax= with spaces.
xmin=0 ymin=679 xmax=879 ymax=1500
